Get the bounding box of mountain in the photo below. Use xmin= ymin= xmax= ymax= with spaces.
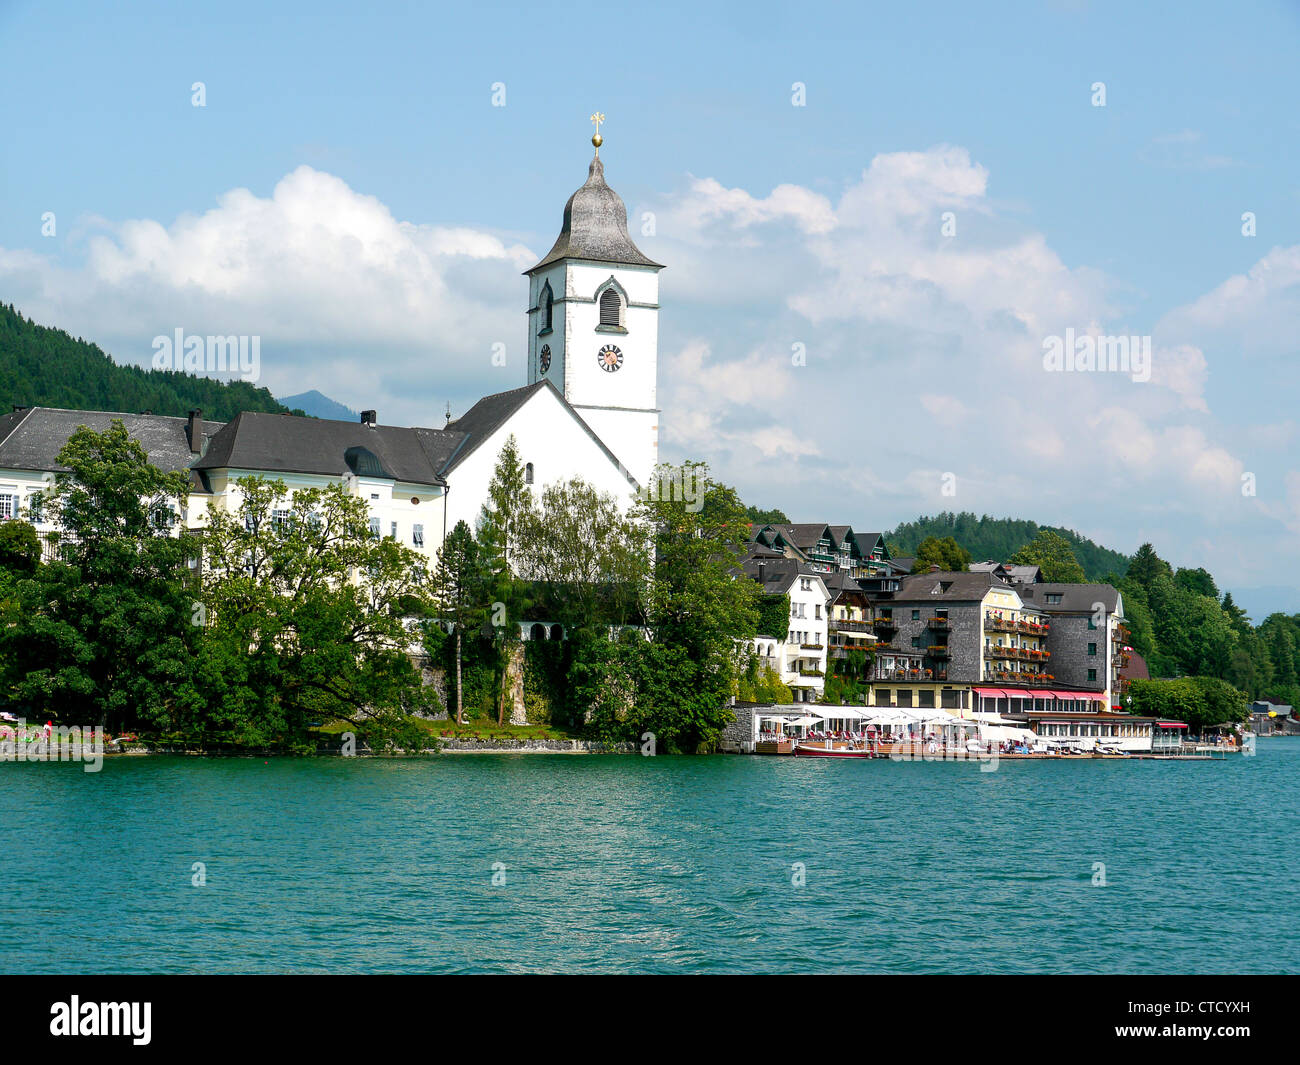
xmin=0 ymin=302 xmax=294 ymax=421
xmin=278 ymin=390 xmax=357 ymax=422
xmin=885 ymin=511 xmax=1131 ymax=580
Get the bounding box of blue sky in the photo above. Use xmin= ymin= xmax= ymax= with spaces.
xmin=2 ymin=0 xmax=1299 ymax=615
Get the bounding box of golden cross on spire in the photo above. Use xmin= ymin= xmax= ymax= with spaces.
xmin=590 ymin=111 xmax=605 ymax=154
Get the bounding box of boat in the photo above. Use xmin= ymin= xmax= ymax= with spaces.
xmin=793 ymin=741 xmax=874 ymax=758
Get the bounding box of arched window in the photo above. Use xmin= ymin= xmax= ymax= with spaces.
xmin=598 ymin=286 xmax=622 ymax=328
xmin=539 ymin=282 xmax=554 ymax=334
xmin=525 ymin=462 xmax=534 ymax=484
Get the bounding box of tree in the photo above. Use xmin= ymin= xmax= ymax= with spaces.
xmin=198 ymin=476 xmax=436 ymax=747
xmin=1175 ymin=567 xmax=1219 ymax=600
xmin=429 ymin=520 xmax=489 ymax=725
xmin=476 ymin=436 xmax=535 ymax=726
xmin=516 ymin=476 xmax=649 ymax=634
xmin=0 ymin=421 xmax=197 ymax=731
xmin=1127 ymin=543 xmax=1172 ymax=588
xmin=911 ymin=536 xmax=970 ymax=573
xmin=1008 ymin=530 xmax=1086 ymax=583
xmin=631 ymin=462 xmax=762 ymax=751
xmin=744 ymin=505 xmax=790 ymax=526
xmin=0 ymin=519 xmax=40 ymax=576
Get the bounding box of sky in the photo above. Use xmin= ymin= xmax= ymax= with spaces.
xmin=1 ymin=0 xmax=1298 ymax=618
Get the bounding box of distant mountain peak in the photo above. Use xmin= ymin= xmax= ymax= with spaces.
xmin=278 ymin=390 xmax=359 ymax=422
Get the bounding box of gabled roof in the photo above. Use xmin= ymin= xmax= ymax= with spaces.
xmin=443 ymin=379 xmax=638 ymax=487
xmin=0 ymin=406 xmax=223 ymax=475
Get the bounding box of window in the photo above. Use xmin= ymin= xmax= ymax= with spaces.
xmin=911 ymin=610 xmax=920 ymax=621
xmin=598 ymin=286 xmax=622 ymax=328
xmin=1088 ymin=642 xmax=1097 ymax=656
xmin=26 ymin=493 xmax=43 ymax=523
xmin=897 ymin=689 xmax=913 ymax=708
xmin=918 ymin=690 xmax=935 ymax=708
xmin=539 ymin=282 xmax=554 ymax=333
xmin=525 ymin=462 xmax=534 ymax=484
xmin=271 ymin=509 xmax=290 ymax=532
xmin=412 ymin=524 xmax=424 ymax=549
xmin=1046 ymin=593 xmax=1062 ymax=604
xmin=911 ymin=637 xmax=922 ymax=648
xmin=0 ymin=492 xmax=15 ymax=520
xmin=369 ymin=516 xmax=381 ymax=539
xmin=1087 ymin=668 xmax=1097 ymax=682
xmin=814 ymin=604 xmax=821 ymax=620
xmin=1087 ymin=617 xmax=1097 ymax=630
xmin=390 ymin=521 xmax=397 ymax=539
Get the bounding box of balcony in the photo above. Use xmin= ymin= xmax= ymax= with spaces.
xmin=984 ymin=614 xmax=1017 ymax=634
xmin=927 ymin=645 xmax=950 ymax=659
xmin=927 ymin=617 xmax=950 ymax=630
xmin=829 ymin=618 xmax=872 ymax=633
xmin=799 ymin=642 xmax=825 ymax=651
xmin=872 ymin=616 xmax=897 ymax=633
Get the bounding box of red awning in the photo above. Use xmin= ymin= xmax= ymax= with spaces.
xmin=1157 ymin=722 xmax=1188 ymax=729
xmin=1049 ymin=690 xmax=1105 ymax=702
xmin=974 ymin=687 xmax=1005 ymax=698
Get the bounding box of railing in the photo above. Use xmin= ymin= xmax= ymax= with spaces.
xmin=829 ymin=618 xmax=872 ymax=632
xmin=872 ymin=617 xmax=897 ymax=630
xmin=927 ymin=617 xmax=950 ymax=629
xmin=927 ymin=645 xmax=950 ymax=658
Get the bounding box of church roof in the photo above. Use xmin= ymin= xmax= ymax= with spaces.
xmin=527 ymin=154 xmax=663 ymax=273
xmin=0 ymin=406 xmax=223 ymax=474
xmin=444 ymin=379 xmax=639 ymax=487
xmin=194 ymin=412 xmax=456 ymax=486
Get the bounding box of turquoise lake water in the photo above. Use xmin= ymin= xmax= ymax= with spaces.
xmin=1 ymin=740 xmax=1297 ymax=973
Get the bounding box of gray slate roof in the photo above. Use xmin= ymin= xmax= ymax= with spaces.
xmin=0 ymin=407 xmax=223 ymax=474
xmin=528 ymin=154 xmax=663 ymax=273
xmin=194 ymin=412 xmax=458 ymax=485
xmin=891 ymin=570 xmax=1010 ymax=602
xmin=1018 ymin=582 xmax=1120 ymax=613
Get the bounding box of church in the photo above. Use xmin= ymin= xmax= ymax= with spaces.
xmin=0 ymin=126 xmax=662 ymax=562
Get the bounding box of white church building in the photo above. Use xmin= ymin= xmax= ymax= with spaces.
xmin=0 ymin=133 xmax=662 ymax=563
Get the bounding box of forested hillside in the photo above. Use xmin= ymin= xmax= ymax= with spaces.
xmin=886 ymin=511 xmax=1130 ymax=579
xmin=0 ymin=303 xmax=296 ymax=421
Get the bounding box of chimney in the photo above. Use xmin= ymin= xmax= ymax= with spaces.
xmin=360 ymin=410 xmax=377 ymax=426
xmin=186 ymin=409 xmax=202 ymax=454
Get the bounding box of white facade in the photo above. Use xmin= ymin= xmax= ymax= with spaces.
xmin=442 ymin=384 xmax=639 ymax=541
xmin=781 ymin=573 xmax=830 ymax=702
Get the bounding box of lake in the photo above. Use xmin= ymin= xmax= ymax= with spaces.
xmin=1 ymin=740 xmax=1296 ymax=973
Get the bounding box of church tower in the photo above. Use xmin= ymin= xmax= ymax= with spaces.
xmin=525 ymin=116 xmax=663 ymax=488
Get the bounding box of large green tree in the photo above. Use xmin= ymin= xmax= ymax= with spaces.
xmin=198 ymin=476 xmax=436 ymax=748
xmin=0 ymin=422 xmax=197 ymax=731
xmin=1008 ymin=529 xmax=1087 ymax=583
xmin=910 ymin=535 xmax=971 ymax=573
xmin=428 ymin=519 xmax=490 ymax=725
xmin=629 ymin=461 xmax=761 ymax=752
xmin=476 ymin=436 xmax=535 ymax=726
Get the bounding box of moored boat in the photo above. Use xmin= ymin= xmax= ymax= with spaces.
xmin=793 ymin=741 xmax=874 ymax=758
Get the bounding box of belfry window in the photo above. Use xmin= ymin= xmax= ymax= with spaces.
xmin=525 ymin=462 xmax=535 ymax=485
xmin=539 ymin=282 xmax=554 ymax=334
xmin=599 ymin=287 xmax=622 ymax=328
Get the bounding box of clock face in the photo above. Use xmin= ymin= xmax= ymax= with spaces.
xmin=597 ymin=343 xmax=623 ymax=373
xmin=539 ymin=344 xmax=551 ymax=374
